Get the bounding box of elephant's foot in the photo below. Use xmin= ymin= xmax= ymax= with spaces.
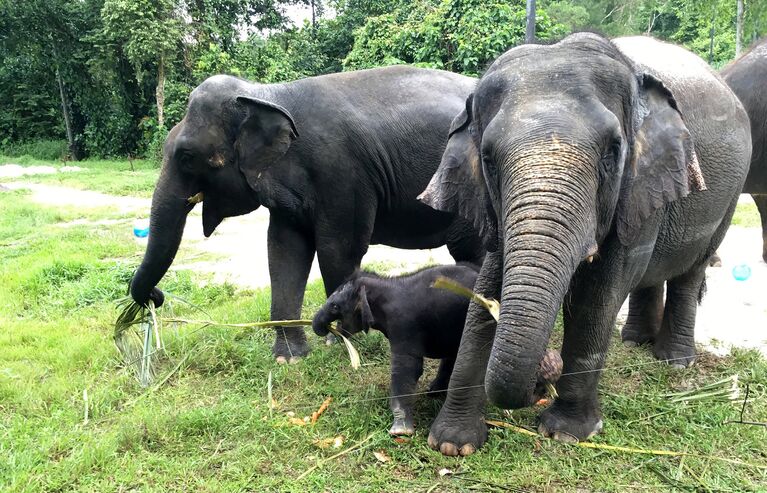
xmin=652 ymin=341 xmax=696 ymax=368
xmin=389 ymin=417 xmax=415 ymax=436
xmin=272 ymin=330 xmax=310 ymax=362
xmin=538 ymin=400 xmax=603 ymax=443
xmin=621 ymin=323 xmax=654 ymax=347
xmin=427 ymin=408 xmax=487 ymax=456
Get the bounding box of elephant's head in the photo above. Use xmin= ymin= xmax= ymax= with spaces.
xmin=420 ymin=33 xmax=705 ymax=409
xmin=130 ymin=75 xmax=299 ymax=306
xmin=312 ymin=278 xmax=374 ymax=338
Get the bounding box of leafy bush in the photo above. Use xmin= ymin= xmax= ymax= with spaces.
xmin=0 ymin=140 xmax=69 ymax=161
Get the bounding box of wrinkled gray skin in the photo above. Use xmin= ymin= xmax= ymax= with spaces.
xmin=722 ymin=37 xmax=767 ymax=263
xmin=312 ymin=264 xmax=480 ymax=436
xmin=419 ymin=34 xmax=751 ymax=456
xmin=128 ymin=66 xmax=485 ymax=362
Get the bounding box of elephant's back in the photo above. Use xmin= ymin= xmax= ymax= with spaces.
xmin=722 ymin=39 xmax=767 ymax=193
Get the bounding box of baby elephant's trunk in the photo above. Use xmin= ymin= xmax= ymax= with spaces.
xmin=312 ymin=306 xmax=333 ymax=337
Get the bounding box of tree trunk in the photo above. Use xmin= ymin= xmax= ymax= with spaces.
xmin=156 ymin=54 xmax=166 ymax=129
xmin=311 ymin=0 xmax=317 ymax=32
xmin=525 ymin=0 xmax=536 ymax=43
xmin=52 ymin=43 xmax=76 ymax=161
xmin=736 ymin=0 xmax=744 ymax=56
xmin=708 ymin=12 xmax=716 ymax=64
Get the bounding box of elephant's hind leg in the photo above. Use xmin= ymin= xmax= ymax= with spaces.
xmin=428 ymin=249 xmax=501 ymax=456
xmin=753 ymin=194 xmax=767 ymax=264
xmin=652 ymin=267 xmax=706 ymax=368
xmin=621 ymin=284 xmax=664 ymax=347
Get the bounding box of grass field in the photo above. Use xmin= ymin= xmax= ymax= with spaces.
xmin=1 ymin=158 xmax=766 ymax=492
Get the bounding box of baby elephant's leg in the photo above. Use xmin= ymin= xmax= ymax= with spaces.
xmin=428 ymin=357 xmax=456 ymax=396
xmin=389 ymin=352 xmax=424 ymax=436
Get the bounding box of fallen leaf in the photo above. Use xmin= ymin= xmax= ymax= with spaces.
xmin=373 ymin=450 xmax=391 ymax=463
xmin=286 ymin=411 xmax=295 ymax=418
xmin=438 ymin=468 xmax=453 ymax=477
xmin=393 ymin=437 xmax=411 ymax=444
xmin=288 ymin=417 xmax=306 ymax=426
xmin=333 ymin=436 xmax=344 ymax=449
xmin=303 ymin=416 xmax=310 ymax=423
xmin=313 ymin=436 xmax=345 ymax=449
xmin=535 ymin=398 xmax=551 ymax=406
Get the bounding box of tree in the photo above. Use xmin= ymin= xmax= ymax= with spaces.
xmin=100 ymin=0 xmax=184 ymax=128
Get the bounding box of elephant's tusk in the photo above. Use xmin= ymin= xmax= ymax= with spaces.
xmin=587 ymin=255 xmax=594 ymax=263
xmin=187 ymin=192 xmax=204 ymax=204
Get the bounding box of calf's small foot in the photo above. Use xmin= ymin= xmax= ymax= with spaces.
xmin=389 ymin=417 xmax=415 ymax=436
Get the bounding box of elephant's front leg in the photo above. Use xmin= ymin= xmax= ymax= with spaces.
xmin=753 ymin=194 xmax=767 ymax=264
xmin=428 ymin=249 xmax=501 ymax=456
xmin=268 ymin=213 xmax=315 ymax=362
xmin=538 ymin=272 xmax=630 ymax=442
xmin=388 ymin=352 xmax=424 ymax=436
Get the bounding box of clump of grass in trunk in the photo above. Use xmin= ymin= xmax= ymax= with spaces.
xmin=114 ymin=298 xmax=164 ymax=387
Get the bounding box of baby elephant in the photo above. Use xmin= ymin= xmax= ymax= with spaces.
xmin=312 ymin=263 xmax=480 ymax=436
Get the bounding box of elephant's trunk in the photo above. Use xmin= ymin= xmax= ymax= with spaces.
xmin=312 ymin=305 xmax=334 ymax=336
xmin=130 ymin=168 xmax=197 ymax=306
xmin=485 ymin=148 xmax=596 ymax=409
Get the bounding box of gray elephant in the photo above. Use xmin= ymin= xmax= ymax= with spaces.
xmin=127 ymin=66 xmax=484 ymax=362
xmin=419 ymin=33 xmax=751 ymax=456
xmin=722 ymin=37 xmax=767 ymax=263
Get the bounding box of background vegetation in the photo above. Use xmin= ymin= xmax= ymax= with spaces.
xmin=2 ymin=0 xmax=766 ymax=162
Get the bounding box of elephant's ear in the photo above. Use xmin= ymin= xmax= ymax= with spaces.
xmin=358 ymin=285 xmax=374 ymax=330
xmin=235 ymin=96 xmax=299 ymax=190
xmin=616 ymin=74 xmax=706 ymax=246
xmin=418 ymin=95 xmax=499 ymax=251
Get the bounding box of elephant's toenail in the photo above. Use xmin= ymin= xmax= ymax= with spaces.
xmin=440 ymin=442 xmax=459 ymax=456
xmin=537 ymin=424 xmax=551 ymax=437
xmin=288 ymin=356 xmax=302 ymax=364
xmin=622 ymin=340 xmax=639 ymax=348
xmin=459 ymin=444 xmax=476 ymax=456
xmin=276 ymin=356 xmax=288 ymax=365
xmin=427 ymin=434 xmax=439 ymax=450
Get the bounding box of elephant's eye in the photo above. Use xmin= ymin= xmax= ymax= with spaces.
xmin=176 ymin=150 xmax=196 ymax=173
xmin=330 ymin=303 xmax=340 ymax=312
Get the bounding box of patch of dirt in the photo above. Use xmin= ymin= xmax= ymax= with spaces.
xmin=0 ymin=163 xmax=82 ymax=178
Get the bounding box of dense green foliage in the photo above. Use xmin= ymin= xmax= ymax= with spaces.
xmin=2 ymin=0 xmax=766 ymax=161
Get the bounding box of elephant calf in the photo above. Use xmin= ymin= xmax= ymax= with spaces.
xmin=312 ymin=264 xmax=562 ymax=436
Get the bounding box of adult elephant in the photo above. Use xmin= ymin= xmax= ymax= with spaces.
xmin=722 ymin=37 xmax=767 ymax=263
xmin=419 ymin=33 xmax=750 ymax=455
xmin=128 ymin=66 xmax=484 ymax=362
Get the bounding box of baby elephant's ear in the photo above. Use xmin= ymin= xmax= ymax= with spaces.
xmin=358 ymin=285 xmax=374 ymax=329
xmin=418 ymin=94 xmax=498 ymax=250
xmin=616 ymin=74 xmax=706 ymax=246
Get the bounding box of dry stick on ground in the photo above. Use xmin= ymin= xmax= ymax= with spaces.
xmin=485 ymin=420 xmax=767 ymax=470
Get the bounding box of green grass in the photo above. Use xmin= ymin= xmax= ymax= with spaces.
xmin=1 ymin=159 xmax=766 ymax=491
xmin=732 ymin=200 xmax=762 ymax=228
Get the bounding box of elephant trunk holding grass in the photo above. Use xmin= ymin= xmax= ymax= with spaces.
xmin=722 ymin=37 xmax=767 ymax=263
xmin=420 ymin=33 xmax=751 ymax=456
xmin=128 ymin=67 xmax=485 ymax=362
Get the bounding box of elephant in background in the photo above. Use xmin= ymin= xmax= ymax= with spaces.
xmin=722 ymin=37 xmax=767 ymax=263
xmin=420 ymin=33 xmax=750 ymax=455
xmin=128 ymin=66 xmax=484 ymax=362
